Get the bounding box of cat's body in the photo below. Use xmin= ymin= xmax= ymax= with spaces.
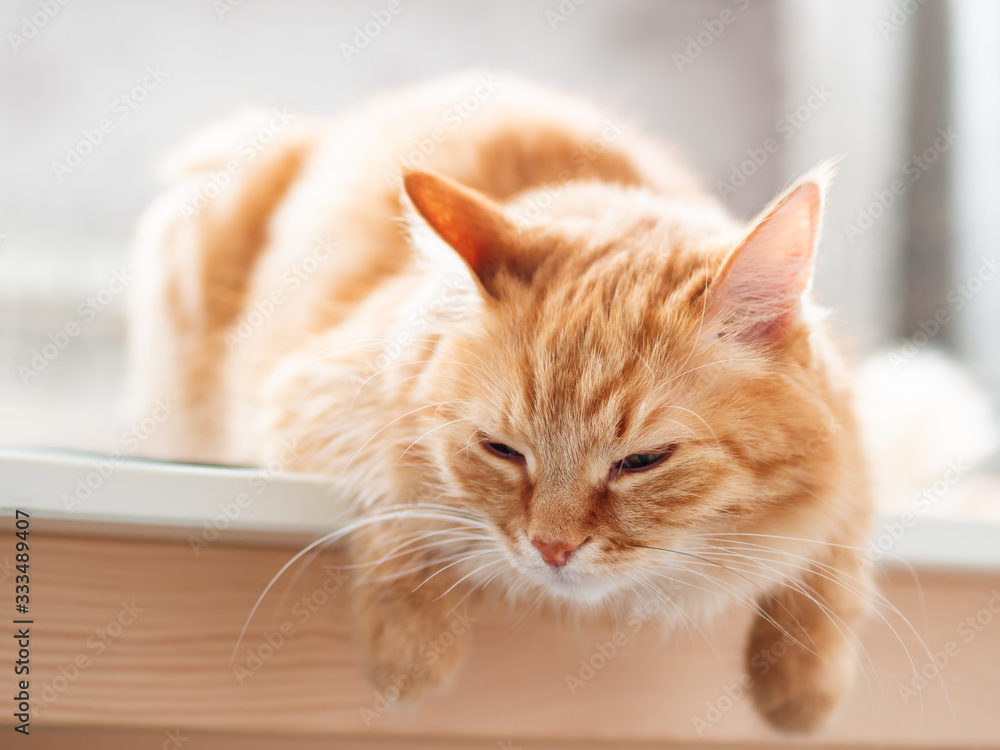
xmin=130 ymin=72 xmax=872 ymax=732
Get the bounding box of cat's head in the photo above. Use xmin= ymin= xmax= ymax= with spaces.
xmin=400 ymin=168 xmax=843 ymax=607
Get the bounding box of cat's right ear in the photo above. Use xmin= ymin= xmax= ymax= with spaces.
xmin=402 ymin=170 xmax=526 ymax=299
xmin=703 ymin=168 xmax=829 ymax=345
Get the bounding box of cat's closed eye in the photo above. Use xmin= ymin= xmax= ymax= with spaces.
xmin=613 ymin=444 xmax=677 ymax=474
xmin=483 ymin=440 xmax=524 ymax=460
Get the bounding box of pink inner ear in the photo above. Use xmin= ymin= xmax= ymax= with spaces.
xmin=708 ymin=181 xmax=821 ymax=338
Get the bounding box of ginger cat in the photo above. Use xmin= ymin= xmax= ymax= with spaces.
xmin=129 ymin=72 xmax=872 ymax=732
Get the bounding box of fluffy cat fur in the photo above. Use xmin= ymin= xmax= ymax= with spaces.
xmin=129 ymin=72 xmax=872 ymax=733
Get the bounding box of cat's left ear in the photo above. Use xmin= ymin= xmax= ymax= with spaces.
xmin=705 ymin=169 xmax=828 ymax=344
xmin=402 ymin=170 xmax=526 ymax=299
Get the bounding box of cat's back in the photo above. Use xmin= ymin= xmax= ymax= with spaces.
xmin=253 ymin=70 xmax=702 ymax=300
xmin=129 ymin=72 xmax=703 ymax=461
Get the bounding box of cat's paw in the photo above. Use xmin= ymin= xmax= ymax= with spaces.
xmin=352 ymin=583 xmax=473 ymax=704
xmin=746 ymin=622 xmax=854 ymax=733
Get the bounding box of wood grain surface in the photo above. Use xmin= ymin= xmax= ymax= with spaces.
xmin=1 ymin=528 xmax=998 ymax=749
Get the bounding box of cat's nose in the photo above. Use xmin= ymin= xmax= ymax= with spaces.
xmin=531 ymin=536 xmax=587 ymax=567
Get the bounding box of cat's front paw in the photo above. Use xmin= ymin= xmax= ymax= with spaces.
xmin=746 ymin=619 xmax=855 ymax=733
xmin=352 ymin=582 xmax=473 ymax=704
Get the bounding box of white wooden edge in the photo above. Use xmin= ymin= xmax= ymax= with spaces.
xmin=0 ymin=447 xmax=351 ymax=546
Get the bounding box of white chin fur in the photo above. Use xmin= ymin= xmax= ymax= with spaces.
xmin=541 ymin=573 xmax=621 ymax=604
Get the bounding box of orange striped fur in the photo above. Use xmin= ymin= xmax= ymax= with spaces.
xmin=130 ymin=73 xmax=872 ymax=732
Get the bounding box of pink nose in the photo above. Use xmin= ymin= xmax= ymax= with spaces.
xmin=531 ymin=537 xmax=586 ymax=567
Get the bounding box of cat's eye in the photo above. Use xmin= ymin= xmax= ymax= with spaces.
xmin=484 ymin=441 xmax=524 ymax=461
xmin=614 ymin=444 xmax=677 ymax=473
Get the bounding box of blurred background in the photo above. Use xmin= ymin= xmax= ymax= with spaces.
xmin=0 ymin=0 xmax=997 ymax=515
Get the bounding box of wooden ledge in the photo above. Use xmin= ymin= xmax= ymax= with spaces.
xmin=1 ymin=529 xmax=999 ymax=748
